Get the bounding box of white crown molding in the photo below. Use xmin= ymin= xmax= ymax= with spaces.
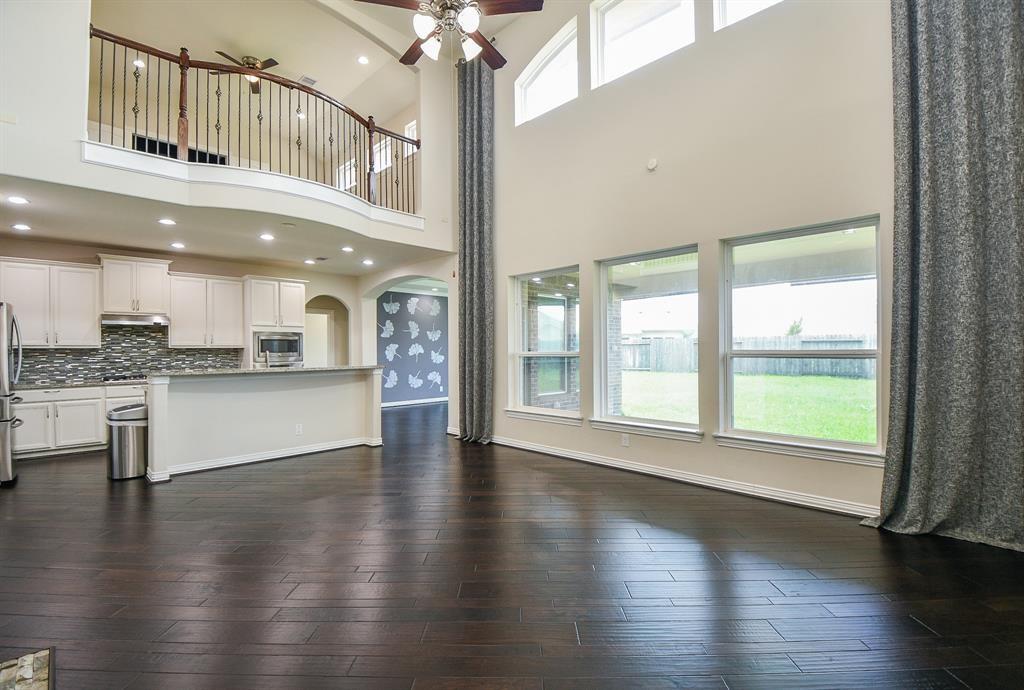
xmin=0 ymin=256 xmax=99 ymax=270
xmin=491 ymin=435 xmax=881 ymax=518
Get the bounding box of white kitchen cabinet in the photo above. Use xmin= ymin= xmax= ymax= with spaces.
xmin=10 ymin=402 xmax=53 ymax=452
xmin=0 ymin=262 xmax=50 ymax=346
xmin=54 ymin=399 xmax=105 ymax=447
xmin=248 ymin=279 xmax=280 ymax=327
xmin=208 ymin=279 xmax=244 ymax=347
xmin=278 ymin=281 xmax=306 ymax=328
xmin=100 ymin=255 xmax=170 ymax=314
xmin=169 ymin=275 xmax=244 ymax=348
xmin=169 ymin=275 xmax=208 ymax=347
xmin=50 ymin=266 xmax=101 ymax=347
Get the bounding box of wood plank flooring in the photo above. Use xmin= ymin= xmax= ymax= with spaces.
xmin=1 ymin=402 xmax=1023 ymax=688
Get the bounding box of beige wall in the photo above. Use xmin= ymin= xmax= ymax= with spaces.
xmin=488 ymin=0 xmax=894 ymax=512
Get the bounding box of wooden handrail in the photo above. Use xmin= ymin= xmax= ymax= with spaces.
xmin=89 ymin=24 xmax=421 ymax=148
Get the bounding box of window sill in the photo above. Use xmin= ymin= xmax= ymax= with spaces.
xmin=589 ymin=418 xmax=703 ymax=443
xmin=504 ymin=408 xmax=584 ymax=426
xmin=713 ymin=432 xmax=885 ymax=468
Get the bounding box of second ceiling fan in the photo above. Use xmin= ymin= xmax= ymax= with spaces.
xmin=355 ymin=0 xmax=544 ymax=70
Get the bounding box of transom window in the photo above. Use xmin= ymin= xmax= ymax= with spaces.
xmin=510 ymin=268 xmax=581 ymax=411
xmin=713 ymin=0 xmax=784 ymax=31
xmin=515 ymin=19 xmax=579 ymax=126
xmin=723 ymin=219 xmax=880 ymax=447
xmin=404 ymin=120 xmax=418 ymax=157
xmin=599 ymin=247 xmax=699 ymax=426
xmin=592 ymin=0 xmax=696 ymax=88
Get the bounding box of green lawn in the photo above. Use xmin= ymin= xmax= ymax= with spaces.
xmin=621 ymin=371 xmax=876 ymax=444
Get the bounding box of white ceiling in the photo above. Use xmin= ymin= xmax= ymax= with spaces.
xmin=90 ymin=0 xmax=418 ymax=124
xmin=0 ymin=177 xmax=448 ymax=276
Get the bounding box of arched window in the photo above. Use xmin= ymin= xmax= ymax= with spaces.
xmin=514 ymin=18 xmax=579 ymax=126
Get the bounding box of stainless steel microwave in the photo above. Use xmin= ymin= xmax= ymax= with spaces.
xmin=253 ymin=331 xmax=303 ymax=367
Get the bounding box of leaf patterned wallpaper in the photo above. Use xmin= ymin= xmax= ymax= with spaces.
xmin=376 ymin=291 xmax=448 ymax=404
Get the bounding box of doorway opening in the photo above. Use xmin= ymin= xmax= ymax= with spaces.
xmin=304 ymin=295 xmax=350 ymax=367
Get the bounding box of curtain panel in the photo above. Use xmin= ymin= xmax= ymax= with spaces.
xmin=867 ymin=0 xmax=1024 ymax=550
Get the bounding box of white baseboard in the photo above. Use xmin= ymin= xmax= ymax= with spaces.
xmin=164 ymin=438 xmax=381 ymax=477
xmin=446 ymin=426 xmax=460 ymax=436
xmin=491 ymin=435 xmax=880 ymax=518
xmin=146 ymin=469 xmax=171 ymax=484
xmin=382 ymin=397 xmax=449 ymax=408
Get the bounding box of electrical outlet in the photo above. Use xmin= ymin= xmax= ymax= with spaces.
xmin=621 ymin=433 xmax=630 ymax=447
xmin=295 ymin=423 xmax=303 ymax=436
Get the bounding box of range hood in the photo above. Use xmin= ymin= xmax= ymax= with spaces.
xmin=101 ymin=313 xmax=170 ymax=327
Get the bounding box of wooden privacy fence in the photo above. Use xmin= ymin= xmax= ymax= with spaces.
xmin=621 ymin=335 xmax=876 ymax=379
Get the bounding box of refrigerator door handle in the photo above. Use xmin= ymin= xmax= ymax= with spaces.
xmin=10 ymin=397 xmax=22 ymax=405
xmin=10 ymin=418 xmax=23 ymax=429
xmin=11 ymin=313 xmax=23 ymax=385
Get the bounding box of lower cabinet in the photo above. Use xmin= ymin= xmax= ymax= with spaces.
xmin=9 ymin=402 xmax=53 ymax=452
xmin=53 ymin=399 xmax=105 ymax=447
xmin=12 ymin=389 xmax=108 ymax=454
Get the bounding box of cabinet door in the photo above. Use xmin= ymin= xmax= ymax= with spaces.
xmin=11 ymin=402 xmax=54 ymax=452
xmin=169 ymin=276 xmax=208 ymax=347
xmin=0 ymin=262 xmax=51 ymax=347
xmin=102 ymin=259 xmax=135 ymax=313
xmin=135 ymin=262 xmax=169 ymax=314
xmin=51 ymin=266 xmax=101 ymax=347
xmin=278 ymin=281 xmax=306 ymax=328
xmin=208 ymin=279 xmax=244 ymax=347
xmin=248 ymin=279 xmax=279 ymax=327
xmin=54 ymin=399 xmax=105 ymax=448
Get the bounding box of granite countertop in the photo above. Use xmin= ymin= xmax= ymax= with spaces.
xmin=150 ymin=365 xmax=382 ymax=378
xmin=14 ymin=379 xmax=149 ymax=391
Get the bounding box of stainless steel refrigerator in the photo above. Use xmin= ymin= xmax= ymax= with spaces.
xmin=1 ymin=302 xmax=24 ymax=487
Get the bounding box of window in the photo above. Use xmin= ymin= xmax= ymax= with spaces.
xmin=592 ymin=0 xmax=695 ymax=87
xmin=404 ymin=120 xmax=418 ymax=157
xmin=600 ymin=247 xmax=699 ymax=426
xmin=373 ymin=139 xmax=394 ymax=173
xmin=515 ymin=19 xmax=578 ymax=126
xmin=511 ymin=268 xmax=581 ymax=411
xmin=714 ymin=0 xmax=783 ymax=31
xmin=723 ymin=219 xmax=879 ymax=447
xmin=338 ymin=159 xmax=358 ymax=191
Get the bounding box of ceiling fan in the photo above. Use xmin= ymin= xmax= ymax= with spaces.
xmin=355 ymin=0 xmax=544 ymax=70
xmin=211 ymin=51 xmax=280 ymax=94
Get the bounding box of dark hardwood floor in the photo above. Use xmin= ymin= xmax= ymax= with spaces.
xmin=1 ymin=403 xmax=1023 ymax=688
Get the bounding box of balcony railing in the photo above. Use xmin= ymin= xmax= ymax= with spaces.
xmin=88 ymin=26 xmax=420 ymax=215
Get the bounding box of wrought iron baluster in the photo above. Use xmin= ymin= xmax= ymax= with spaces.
xmin=98 ymin=39 xmax=104 ymax=143
xmin=206 ymin=70 xmax=210 ymax=158
xmin=120 ymin=44 xmax=125 ymax=148
xmin=156 ymin=57 xmax=161 ymax=149
xmin=258 ymin=81 xmax=263 ymax=171
xmin=247 ymin=82 xmax=252 ymax=168
xmin=215 ymin=74 xmax=222 ymax=161
xmin=131 ymin=50 xmax=141 ymax=148
xmin=268 ymin=81 xmax=272 ymax=172
xmin=145 ymin=52 xmax=150 ymax=149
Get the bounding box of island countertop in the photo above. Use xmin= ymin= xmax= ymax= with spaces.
xmin=149 ymin=365 xmax=382 ymax=379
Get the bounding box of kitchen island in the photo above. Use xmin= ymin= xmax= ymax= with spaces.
xmin=146 ymin=366 xmax=382 ymax=483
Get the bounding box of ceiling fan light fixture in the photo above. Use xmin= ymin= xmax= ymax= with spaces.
xmin=421 ymin=34 xmax=442 ymax=61
xmin=457 ymin=5 xmax=481 ymax=33
xmin=413 ymin=13 xmax=437 ymax=40
xmin=461 ymin=34 xmax=483 ymax=61
xmin=245 ymin=74 xmax=259 ymax=83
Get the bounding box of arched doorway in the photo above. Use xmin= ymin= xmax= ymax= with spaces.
xmin=304 ymin=295 xmax=350 ymax=367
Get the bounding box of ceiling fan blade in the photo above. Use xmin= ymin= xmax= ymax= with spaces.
xmin=260 ymin=58 xmax=279 ymax=70
xmin=352 ymin=0 xmax=422 ymax=9
xmin=399 ymin=38 xmax=424 ymax=66
xmin=470 ymin=31 xmax=507 ymax=70
xmin=215 ymin=50 xmax=245 ymax=67
xmin=249 ymin=79 xmax=261 ymax=95
xmin=477 ymin=0 xmax=543 ymax=15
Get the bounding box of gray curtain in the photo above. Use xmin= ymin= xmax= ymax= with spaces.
xmin=866 ymin=0 xmax=1024 ymax=550
xmin=457 ymin=58 xmax=495 ymax=443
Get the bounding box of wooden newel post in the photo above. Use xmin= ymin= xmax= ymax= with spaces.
xmin=367 ymin=115 xmax=377 ymax=205
xmin=176 ymin=47 xmax=190 ymax=161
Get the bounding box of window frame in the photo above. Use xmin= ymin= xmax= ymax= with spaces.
xmin=719 ymin=216 xmax=883 ymax=457
xmin=713 ymin=0 xmax=784 ymax=32
xmin=514 ymin=18 xmax=579 ymax=127
xmin=590 ymin=0 xmax=696 ymax=89
xmin=595 ymin=245 xmax=702 ymax=434
xmin=507 ymin=265 xmax=582 ymax=419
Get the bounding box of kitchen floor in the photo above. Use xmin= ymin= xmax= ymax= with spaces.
xmin=1 ymin=404 xmax=1023 ymax=689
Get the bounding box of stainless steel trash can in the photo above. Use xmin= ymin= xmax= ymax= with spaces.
xmin=107 ymin=403 xmax=147 ymax=480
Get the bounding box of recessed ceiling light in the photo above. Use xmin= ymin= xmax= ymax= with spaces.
xmin=566 ymin=282 xmax=575 ymax=287
xmin=259 ymin=232 xmax=275 ymax=241
xmin=554 ymin=292 xmax=563 ymax=297
xmin=6 ymin=196 xmax=28 ymax=205
xmin=431 ymin=287 xmax=439 ymax=292
xmin=531 ymin=277 xmax=541 ymax=283
xmin=170 ymin=241 xmax=185 ymax=249
xmin=11 ymin=223 xmax=30 ymax=231
xmin=357 ymin=56 xmax=369 ymax=65
xmin=362 ymin=258 xmax=374 ymax=266
xmin=304 ymin=259 xmax=316 ymax=265
xmin=132 ymin=59 xmax=145 ymax=68
xmin=340 ymin=246 xmax=354 ymax=253
xmin=158 ymin=218 xmax=176 ymax=226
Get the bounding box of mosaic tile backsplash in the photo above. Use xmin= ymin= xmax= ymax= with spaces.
xmin=19 ymin=326 xmax=242 ymax=386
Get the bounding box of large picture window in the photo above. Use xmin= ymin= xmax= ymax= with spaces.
xmin=599 ymin=247 xmax=699 ymax=427
xmin=591 ymin=0 xmax=695 ymax=88
xmin=723 ymin=219 xmax=879 ymax=447
xmin=511 ymin=268 xmax=581 ymax=411
xmin=515 ymin=19 xmax=579 ymax=126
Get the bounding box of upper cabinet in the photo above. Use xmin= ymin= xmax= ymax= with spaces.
xmin=169 ymin=275 xmax=244 ymax=348
xmin=0 ymin=260 xmax=100 ymax=348
xmin=245 ymin=278 xmax=306 ymax=329
xmin=99 ymin=255 xmax=170 ymax=314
